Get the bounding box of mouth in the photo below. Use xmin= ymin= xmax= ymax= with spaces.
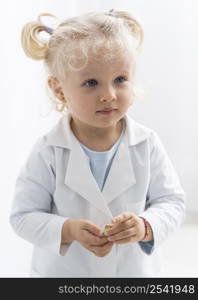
xmin=96 ymin=108 xmax=117 ymax=114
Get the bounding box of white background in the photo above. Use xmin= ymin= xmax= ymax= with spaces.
xmin=0 ymin=0 xmax=197 ymax=277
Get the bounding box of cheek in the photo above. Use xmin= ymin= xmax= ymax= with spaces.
xmin=118 ymin=89 xmax=133 ymax=105
xmin=69 ymin=96 xmax=95 ymax=114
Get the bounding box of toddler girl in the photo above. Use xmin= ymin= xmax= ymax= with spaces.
xmin=10 ymin=9 xmax=185 ymax=277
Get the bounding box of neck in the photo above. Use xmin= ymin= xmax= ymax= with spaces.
xmin=70 ymin=118 xmax=124 ymax=151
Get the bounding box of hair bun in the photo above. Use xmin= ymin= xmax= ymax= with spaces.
xmin=21 ymin=13 xmax=60 ymax=60
xmin=115 ymin=10 xmax=144 ymax=49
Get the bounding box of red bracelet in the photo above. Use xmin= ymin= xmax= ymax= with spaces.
xmin=139 ymin=217 xmax=149 ymax=241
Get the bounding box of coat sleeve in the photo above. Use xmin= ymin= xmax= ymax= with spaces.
xmin=9 ymin=137 xmax=71 ymax=256
xmin=138 ymin=131 xmax=186 ymax=254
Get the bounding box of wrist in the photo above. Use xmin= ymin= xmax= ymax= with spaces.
xmin=61 ymin=219 xmax=76 ymax=244
xmin=139 ymin=217 xmax=153 ymax=242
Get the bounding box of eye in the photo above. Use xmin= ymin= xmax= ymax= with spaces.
xmin=84 ymin=79 xmax=98 ymax=87
xmin=114 ymin=76 xmax=127 ymax=84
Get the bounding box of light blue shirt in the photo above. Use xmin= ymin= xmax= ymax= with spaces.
xmin=79 ymin=126 xmax=125 ymax=191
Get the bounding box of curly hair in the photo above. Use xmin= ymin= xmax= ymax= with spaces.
xmin=21 ymin=9 xmax=144 ymax=114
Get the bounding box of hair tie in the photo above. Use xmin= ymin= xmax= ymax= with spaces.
xmin=45 ymin=26 xmax=54 ymax=35
xmin=38 ymin=13 xmax=59 ymax=35
xmin=106 ymin=9 xmax=118 ymax=18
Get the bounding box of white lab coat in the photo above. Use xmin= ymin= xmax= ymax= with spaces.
xmin=10 ymin=111 xmax=185 ymax=277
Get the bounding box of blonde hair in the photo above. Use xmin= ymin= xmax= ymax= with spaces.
xmin=21 ymin=9 xmax=144 ymax=114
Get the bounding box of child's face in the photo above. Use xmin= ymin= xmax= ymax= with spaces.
xmin=52 ymin=49 xmax=135 ymax=132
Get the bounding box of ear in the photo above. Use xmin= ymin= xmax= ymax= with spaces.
xmin=48 ymin=76 xmax=65 ymax=101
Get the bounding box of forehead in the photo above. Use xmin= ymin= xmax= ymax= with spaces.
xmin=78 ymin=52 xmax=135 ymax=77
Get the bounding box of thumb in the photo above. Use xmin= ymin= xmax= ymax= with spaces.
xmin=84 ymin=221 xmax=101 ymax=236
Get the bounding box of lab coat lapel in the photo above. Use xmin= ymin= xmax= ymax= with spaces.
xmin=102 ymin=136 xmax=136 ymax=204
xmin=64 ymin=129 xmax=112 ymax=217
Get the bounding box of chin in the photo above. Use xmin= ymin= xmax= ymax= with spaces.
xmin=96 ymin=119 xmax=121 ymax=128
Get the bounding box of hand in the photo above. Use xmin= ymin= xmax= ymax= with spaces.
xmin=65 ymin=219 xmax=114 ymax=257
xmin=103 ymin=212 xmax=152 ymax=244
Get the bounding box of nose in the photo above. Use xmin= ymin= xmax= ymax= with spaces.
xmin=99 ymin=87 xmax=116 ymax=102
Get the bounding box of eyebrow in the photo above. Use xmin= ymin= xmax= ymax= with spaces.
xmin=80 ymin=70 xmax=131 ymax=78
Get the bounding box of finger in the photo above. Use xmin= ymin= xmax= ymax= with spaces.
xmin=82 ymin=229 xmax=107 ymax=246
xmin=112 ymin=212 xmax=134 ymax=224
xmin=107 ymin=228 xmax=136 ymax=242
xmin=112 ymin=212 xmax=129 ymax=223
xmin=106 ymin=219 xmax=135 ymax=236
xmin=91 ymin=242 xmax=113 ymax=257
xmin=86 ymin=233 xmax=109 ymax=246
xmin=81 ymin=240 xmax=112 ymax=254
xmin=92 ymin=241 xmax=113 ymax=249
xmin=84 ymin=221 xmax=102 ymax=237
xmin=112 ymin=215 xmax=123 ymax=224
xmin=90 ymin=237 xmax=109 ymax=246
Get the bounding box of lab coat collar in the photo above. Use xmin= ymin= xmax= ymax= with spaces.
xmin=46 ymin=111 xmax=151 ymax=216
xmin=46 ymin=110 xmax=151 ymax=149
